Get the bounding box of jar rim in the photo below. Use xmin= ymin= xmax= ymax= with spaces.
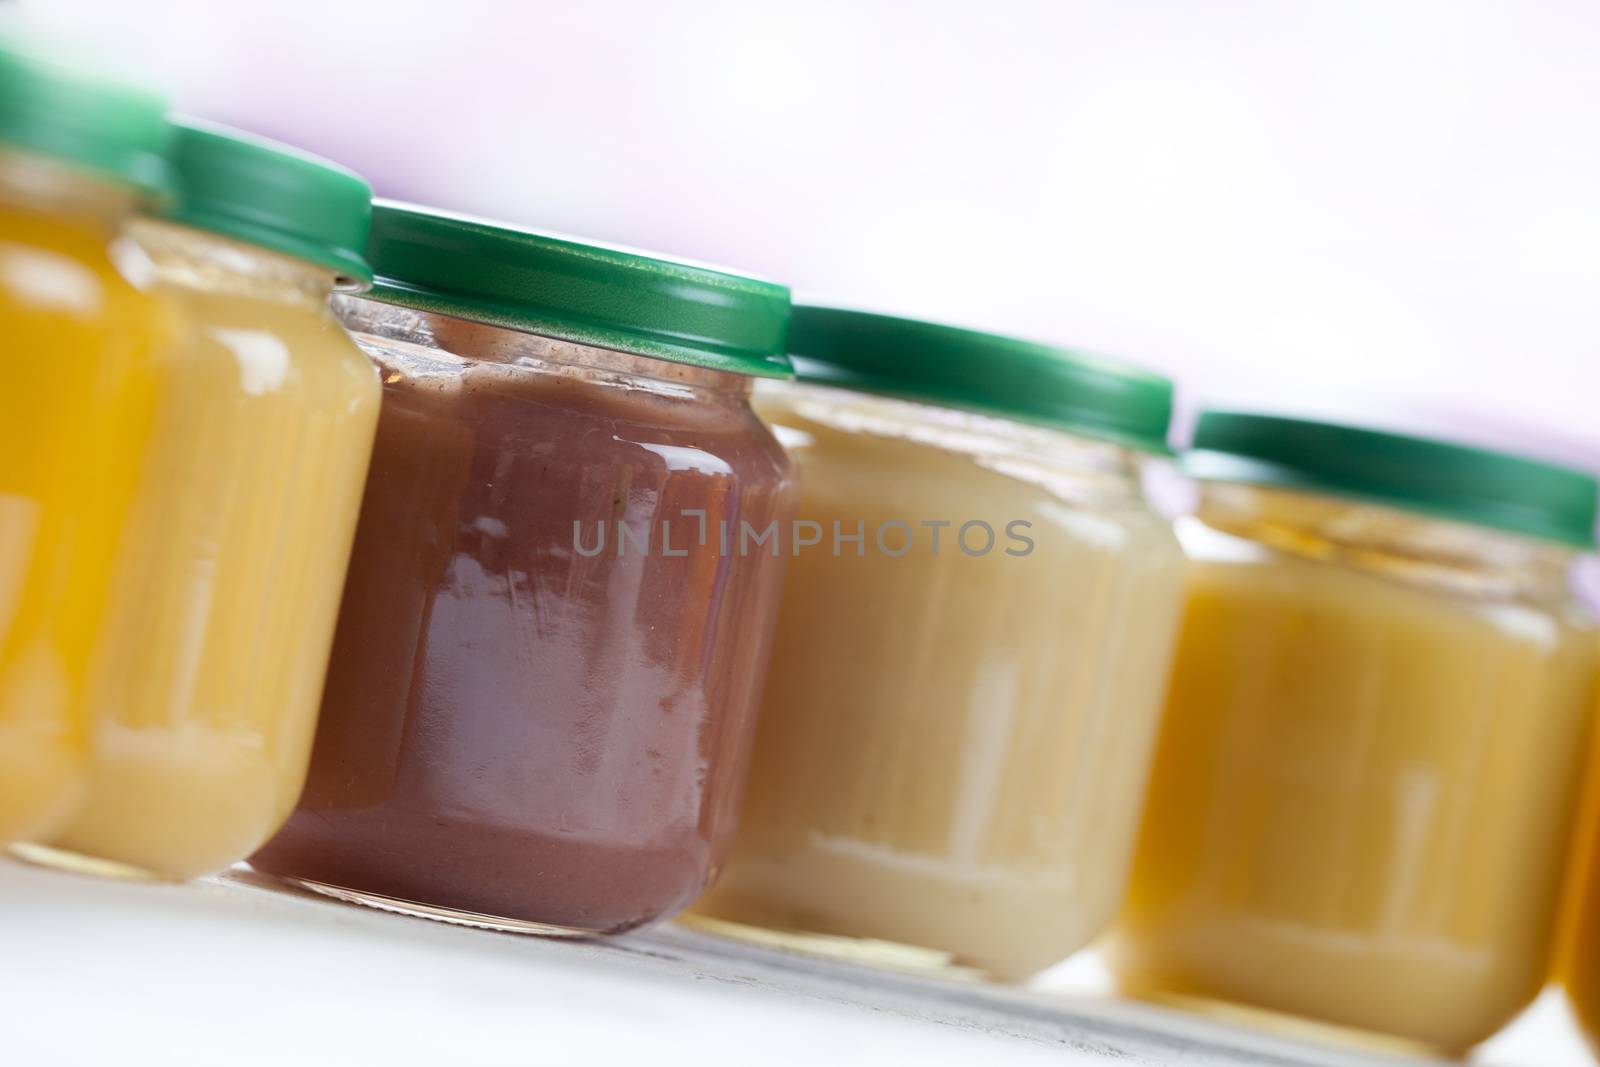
xmin=782 ymin=304 xmax=1174 ymax=454
xmin=157 ymin=118 xmax=374 ymax=289
xmin=0 ymin=35 xmax=173 ymax=202
xmin=1185 ymin=411 xmax=1599 ymax=548
xmin=335 ymin=293 xmax=769 ymax=397
xmin=355 ymin=200 xmax=793 ymax=381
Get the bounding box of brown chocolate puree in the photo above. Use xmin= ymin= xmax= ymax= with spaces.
xmin=252 ymin=311 xmax=794 ymax=933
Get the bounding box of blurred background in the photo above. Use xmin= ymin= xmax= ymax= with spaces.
xmin=15 ymin=0 xmax=1600 ymax=462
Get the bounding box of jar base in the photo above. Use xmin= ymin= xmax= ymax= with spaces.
xmin=9 ymin=842 xmax=163 ymax=882
xmin=678 ymin=912 xmax=985 ymax=981
xmin=275 ymin=875 xmax=598 ymax=938
xmin=1115 ymin=977 xmax=1453 ymax=1058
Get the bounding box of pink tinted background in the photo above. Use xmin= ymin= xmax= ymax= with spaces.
xmin=22 ymin=0 xmax=1600 ymax=469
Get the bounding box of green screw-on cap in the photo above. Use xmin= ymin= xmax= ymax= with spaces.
xmin=784 ymin=305 xmax=1174 ymax=453
xmin=359 ymin=201 xmax=792 ymax=379
xmin=0 ymin=35 xmax=171 ymax=198
xmin=1185 ymin=411 xmax=1599 ymax=547
xmin=161 ymin=119 xmax=373 ymax=287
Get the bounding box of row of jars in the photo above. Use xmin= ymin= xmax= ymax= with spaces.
xmin=8 ymin=33 xmax=1600 ymax=1058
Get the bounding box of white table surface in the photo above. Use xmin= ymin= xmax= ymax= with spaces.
xmin=0 ymin=859 xmax=1587 ymax=1066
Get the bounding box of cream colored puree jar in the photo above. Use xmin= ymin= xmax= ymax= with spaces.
xmin=16 ymin=121 xmax=379 ymax=880
xmin=1106 ymin=412 xmax=1600 ymax=1052
xmin=689 ymin=305 xmax=1186 ymax=980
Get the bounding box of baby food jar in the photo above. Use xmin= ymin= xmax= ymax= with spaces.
xmin=1565 ymin=758 xmax=1600 ymax=1057
xmin=1107 ymin=413 xmax=1600 ymax=1052
xmin=689 ymin=306 xmax=1186 ymax=980
xmin=0 ymin=40 xmax=177 ymax=845
xmin=250 ymin=203 xmax=797 ymax=935
xmin=16 ymin=121 xmax=380 ymax=880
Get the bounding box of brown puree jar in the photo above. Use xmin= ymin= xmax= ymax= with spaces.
xmin=250 ymin=203 xmax=797 ymax=935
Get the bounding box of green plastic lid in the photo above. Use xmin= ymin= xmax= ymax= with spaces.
xmin=1185 ymin=411 xmax=1599 ymax=547
xmin=0 ymin=35 xmax=171 ymax=198
xmin=359 ymin=201 xmax=792 ymax=379
xmin=784 ymin=305 xmax=1174 ymax=453
xmin=160 ymin=119 xmax=373 ymax=287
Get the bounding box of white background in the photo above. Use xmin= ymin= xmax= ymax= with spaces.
xmin=17 ymin=0 xmax=1600 ymax=461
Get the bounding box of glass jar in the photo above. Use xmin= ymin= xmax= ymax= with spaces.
xmin=14 ymin=121 xmax=380 ymax=880
xmin=688 ymin=306 xmax=1186 ymax=980
xmin=1107 ymin=413 xmax=1600 ymax=1053
xmin=1565 ymin=754 xmax=1600 ymax=1057
xmin=250 ymin=203 xmax=797 ymax=934
xmin=0 ymin=41 xmax=179 ymax=845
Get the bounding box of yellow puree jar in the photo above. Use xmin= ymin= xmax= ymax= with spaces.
xmin=0 ymin=41 xmax=178 ymax=845
xmin=690 ymin=306 xmax=1186 ymax=980
xmin=1108 ymin=412 xmax=1600 ymax=1053
xmin=1561 ymin=684 xmax=1600 ymax=1053
xmin=16 ymin=121 xmax=380 ymax=880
